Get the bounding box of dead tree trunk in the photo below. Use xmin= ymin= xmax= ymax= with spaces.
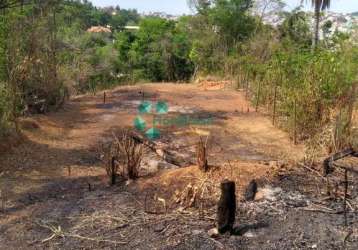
xmin=197 ymin=137 xmax=208 ymax=172
xmin=255 ymin=77 xmax=262 ymax=112
xmin=344 ymin=169 xmax=348 ymax=227
xmin=294 ymin=99 xmax=297 ymax=145
xmin=272 ymin=77 xmax=278 ymax=125
xmin=244 ymin=179 xmax=257 ymax=201
xmin=217 ymin=180 xmax=236 ymax=234
xmin=110 ymin=157 xmax=117 ymax=185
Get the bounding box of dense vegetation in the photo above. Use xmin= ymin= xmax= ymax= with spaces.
xmin=0 ymin=0 xmax=357 ymax=154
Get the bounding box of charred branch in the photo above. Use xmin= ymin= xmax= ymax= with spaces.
xmin=323 ymin=148 xmax=357 ymax=176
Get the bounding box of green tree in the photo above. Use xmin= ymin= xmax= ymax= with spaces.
xmin=117 ymin=17 xmax=194 ymax=82
xmin=186 ymin=0 xmax=256 ymax=74
xmin=302 ymin=0 xmax=331 ymax=48
xmin=279 ymin=8 xmax=312 ymax=48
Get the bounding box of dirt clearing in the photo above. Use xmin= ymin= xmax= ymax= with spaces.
xmin=0 ymin=83 xmax=356 ymax=249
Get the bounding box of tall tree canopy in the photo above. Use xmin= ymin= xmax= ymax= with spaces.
xmin=303 ymin=0 xmax=331 ymax=48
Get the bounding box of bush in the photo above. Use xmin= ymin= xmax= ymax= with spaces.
xmin=116 ymin=132 xmax=143 ymax=180
xmin=240 ymin=44 xmax=357 ymax=148
xmin=0 ymin=82 xmax=11 ymax=135
xmin=101 ymin=131 xmax=144 ymax=185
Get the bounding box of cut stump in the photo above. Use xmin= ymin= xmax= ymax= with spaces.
xmin=197 ymin=138 xmax=208 ymax=172
xmin=244 ymin=179 xmax=257 ymax=201
xmin=217 ymin=180 xmax=236 ymax=234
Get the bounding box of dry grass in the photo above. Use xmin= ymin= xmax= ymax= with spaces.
xmin=101 ymin=130 xmax=144 ymax=184
xmin=115 ymin=131 xmax=143 ymax=180
xmin=136 ymin=160 xmax=272 ymax=211
xmin=100 ymin=136 xmax=121 ymax=185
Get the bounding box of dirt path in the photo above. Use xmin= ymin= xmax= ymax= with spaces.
xmin=1 ymin=83 xmax=356 ymax=249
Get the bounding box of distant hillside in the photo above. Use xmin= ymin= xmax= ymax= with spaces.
xmin=352 ymin=12 xmax=358 ymax=17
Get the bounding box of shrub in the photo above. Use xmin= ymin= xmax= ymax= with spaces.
xmin=0 ymin=82 xmax=11 ymax=135
xmin=116 ymin=132 xmax=143 ymax=180
xmin=102 ymin=131 xmax=144 ymax=185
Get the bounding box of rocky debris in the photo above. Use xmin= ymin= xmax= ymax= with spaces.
xmin=192 ymin=229 xmax=203 ymax=235
xmin=255 ymin=186 xmax=282 ymax=202
xmin=243 ymin=186 xmax=311 ymax=218
xmin=208 ymin=228 xmax=219 ymax=238
xmin=243 ymin=230 xmax=256 ymax=238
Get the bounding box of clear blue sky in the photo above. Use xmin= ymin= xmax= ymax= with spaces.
xmin=90 ymin=0 xmax=358 ymax=15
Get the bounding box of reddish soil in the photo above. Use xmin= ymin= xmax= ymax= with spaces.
xmin=0 ymin=83 xmax=356 ymax=249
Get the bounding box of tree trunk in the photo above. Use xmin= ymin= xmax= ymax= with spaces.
xmin=343 ymin=169 xmax=348 ymax=226
xmin=272 ymin=78 xmax=278 ymax=125
xmin=244 ymin=179 xmax=257 ymax=201
xmin=197 ymin=138 xmax=208 ymax=172
xmin=256 ymin=77 xmax=262 ymax=112
xmin=313 ymin=4 xmax=320 ymax=49
xmin=294 ymin=99 xmax=297 ymax=145
xmin=217 ymin=180 xmax=236 ymax=234
xmin=346 ymin=83 xmax=357 ymax=137
xmin=110 ymin=157 xmax=117 ymax=185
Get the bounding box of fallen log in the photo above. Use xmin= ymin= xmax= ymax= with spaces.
xmin=130 ymin=132 xmax=191 ymax=167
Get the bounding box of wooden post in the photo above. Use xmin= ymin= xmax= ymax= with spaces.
xmin=0 ymin=190 xmax=5 ymax=213
xmin=245 ymin=72 xmax=249 ymax=100
xmin=110 ymin=157 xmax=117 ymax=186
xmin=344 ymin=169 xmax=348 ymax=226
xmin=272 ymin=80 xmax=278 ymax=125
xmin=103 ymin=91 xmax=106 ymax=104
xmin=294 ymin=99 xmax=297 ymax=145
xmin=346 ymin=82 xmax=357 ymax=138
xmin=255 ymin=78 xmax=262 ymax=112
xmin=197 ymin=137 xmax=208 ymax=172
xmin=217 ymin=180 xmax=236 ymax=234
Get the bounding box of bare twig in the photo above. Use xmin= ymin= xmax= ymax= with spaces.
xmin=36 ymin=221 xmax=127 ymax=245
xmin=301 ymin=203 xmax=342 ymax=214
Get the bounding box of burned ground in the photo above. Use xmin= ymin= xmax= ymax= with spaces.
xmin=0 ymin=83 xmax=357 ymax=249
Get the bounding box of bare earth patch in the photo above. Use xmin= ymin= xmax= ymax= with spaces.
xmin=0 ymin=83 xmax=357 ymax=249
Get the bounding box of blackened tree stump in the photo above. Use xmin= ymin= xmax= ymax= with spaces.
xmin=244 ymin=179 xmax=257 ymax=201
xmin=217 ymin=180 xmax=236 ymax=234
